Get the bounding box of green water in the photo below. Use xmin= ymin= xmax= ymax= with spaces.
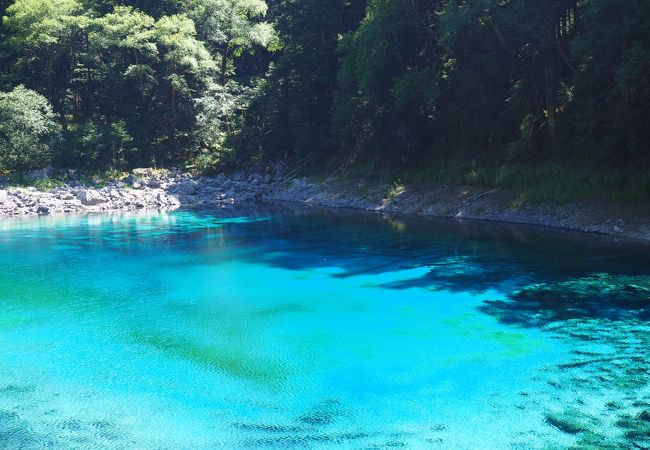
xmin=0 ymin=207 xmax=648 ymax=449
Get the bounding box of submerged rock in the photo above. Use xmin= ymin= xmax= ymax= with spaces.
xmin=545 ymin=411 xmax=589 ymax=434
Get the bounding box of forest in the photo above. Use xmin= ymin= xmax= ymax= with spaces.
xmin=1 ymin=0 xmax=649 ymax=199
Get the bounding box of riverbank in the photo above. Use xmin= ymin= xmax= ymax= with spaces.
xmin=1 ymin=168 xmax=649 ymax=242
xmin=270 ymin=177 xmax=650 ymax=242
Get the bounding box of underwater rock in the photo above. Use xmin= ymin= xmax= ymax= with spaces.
xmin=545 ymin=411 xmax=589 ymax=434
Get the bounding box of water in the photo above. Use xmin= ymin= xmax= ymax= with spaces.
xmin=0 ymin=207 xmax=648 ymax=449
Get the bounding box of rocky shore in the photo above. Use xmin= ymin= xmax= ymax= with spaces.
xmin=1 ymin=167 xmax=649 ymax=242
xmin=0 ymin=169 xmax=279 ymax=218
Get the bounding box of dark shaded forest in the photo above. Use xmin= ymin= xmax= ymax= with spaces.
xmin=1 ymin=0 xmax=649 ymax=198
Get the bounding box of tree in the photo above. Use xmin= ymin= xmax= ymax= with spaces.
xmin=86 ymin=0 xmax=189 ymax=17
xmin=240 ymin=0 xmax=366 ymax=162
xmin=2 ymin=0 xmax=88 ymax=129
xmin=334 ymin=0 xmax=443 ymax=164
xmin=189 ymin=0 xmax=278 ymax=84
xmin=152 ymin=13 xmax=216 ymax=154
xmin=569 ymin=0 xmax=650 ymax=161
xmin=0 ymin=86 xmax=59 ymax=171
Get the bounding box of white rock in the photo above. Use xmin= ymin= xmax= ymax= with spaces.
xmin=77 ymin=189 xmax=107 ymax=206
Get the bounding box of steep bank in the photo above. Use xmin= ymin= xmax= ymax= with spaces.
xmin=1 ymin=170 xmax=649 ymax=242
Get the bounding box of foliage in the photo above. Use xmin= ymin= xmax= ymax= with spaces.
xmin=0 ymin=0 xmax=274 ymax=170
xmin=238 ymin=0 xmax=367 ymax=163
xmin=0 ymin=0 xmax=649 ymax=200
xmin=0 ymin=85 xmax=59 ymax=170
xmin=189 ymin=0 xmax=279 ymax=81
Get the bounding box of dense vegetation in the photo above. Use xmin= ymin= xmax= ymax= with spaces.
xmin=1 ymin=0 xmax=649 ymax=199
xmin=0 ymin=0 xmax=278 ymax=170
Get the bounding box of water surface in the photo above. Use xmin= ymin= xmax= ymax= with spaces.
xmin=0 ymin=207 xmax=648 ymax=449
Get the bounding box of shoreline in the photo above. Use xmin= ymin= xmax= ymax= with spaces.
xmin=266 ymin=177 xmax=650 ymax=242
xmin=1 ymin=169 xmax=649 ymax=242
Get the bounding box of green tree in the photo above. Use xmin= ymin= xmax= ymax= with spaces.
xmin=0 ymin=85 xmax=59 ymax=171
xmin=3 ymin=0 xmax=90 ymax=128
xmin=568 ymin=0 xmax=650 ymax=162
xmin=86 ymin=0 xmax=189 ymax=17
xmin=334 ymin=0 xmax=443 ymax=165
xmin=189 ymin=0 xmax=278 ymax=84
xmin=240 ymin=0 xmax=366 ymax=162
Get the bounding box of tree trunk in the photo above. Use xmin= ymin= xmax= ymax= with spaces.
xmin=220 ymin=46 xmax=229 ymax=85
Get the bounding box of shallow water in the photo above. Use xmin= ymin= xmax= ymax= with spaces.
xmin=0 ymin=207 xmax=648 ymax=449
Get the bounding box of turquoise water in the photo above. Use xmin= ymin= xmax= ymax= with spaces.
xmin=0 ymin=207 xmax=648 ymax=449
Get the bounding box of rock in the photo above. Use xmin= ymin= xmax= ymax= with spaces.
xmin=0 ymin=190 xmax=8 ymax=202
xmin=22 ymin=166 xmax=54 ymax=182
xmin=36 ymin=206 xmax=50 ymax=215
xmin=122 ymin=174 xmax=137 ymax=185
xmin=545 ymin=412 xmax=588 ymax=434
xmin=174 ymin=180 xmax=199 ymax=196
xmin=77 ymin=189 xmax=106 ymax=206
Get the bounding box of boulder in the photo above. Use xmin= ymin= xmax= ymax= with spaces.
xmin=77 ymin=189 xmax=107 ymax=206
xmin=58 ymin=191 xmax=76 ymax=201
xmin=122 ymin=174 xmax=137 ymax=185
xmin=22 ymin=166 xmax=54 ymax=182
xmin=174 ymin=180 xmax=199 ymax=196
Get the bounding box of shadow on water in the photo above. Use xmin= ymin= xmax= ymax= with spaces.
xmin=170 ymin=206 xmax=649 ymax=448
xmin=168 ymin=205 xmax=650 ymax=327
xmin=179 ymin=206 xmax=649 ymax=448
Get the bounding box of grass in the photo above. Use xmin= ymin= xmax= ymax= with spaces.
xmin=1 ymin=168 xmax=132 ymax=190
xmin=3 ymin=174 xmax=65 ymax=191
xmin=32 ymin=178 xmax=66 ymax=190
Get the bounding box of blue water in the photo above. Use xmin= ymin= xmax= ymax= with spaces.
xmin=0 ymin=207 xmax=648 ymax=449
